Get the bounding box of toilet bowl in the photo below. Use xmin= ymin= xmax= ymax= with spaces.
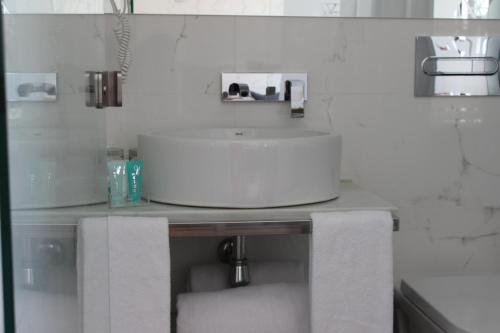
xmin=398 ymin=275 xmax=500 ymax=333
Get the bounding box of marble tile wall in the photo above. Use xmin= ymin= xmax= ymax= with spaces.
xmin=106 ymin=15 xmax=500 ymax=282
xmin=5 ymin=14 xmax=500 ymax=285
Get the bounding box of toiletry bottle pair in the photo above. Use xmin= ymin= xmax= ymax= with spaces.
xmin=107 ymin=148 xmax=143 ymax=207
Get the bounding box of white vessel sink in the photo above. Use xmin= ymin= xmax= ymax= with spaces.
xmin=138 ymin=128 xmax=341 ymax=208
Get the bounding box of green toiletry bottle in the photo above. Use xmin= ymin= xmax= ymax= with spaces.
xmin=127 ymin=160 xmax=143 ymax=204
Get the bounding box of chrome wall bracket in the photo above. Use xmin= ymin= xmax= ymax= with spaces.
xmin=415 ymin=36 xmax=500 ymax=96
xmin=86 ymin=71 xmax=122 ymax=108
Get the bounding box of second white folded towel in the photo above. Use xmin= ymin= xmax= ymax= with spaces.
xmin=310 ymin=211 xmax=393 ymax=333
xmin=177 ymin=283 xmax=309 ymax=333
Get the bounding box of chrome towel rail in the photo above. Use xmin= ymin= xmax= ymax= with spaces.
xmin=169 ymin=213 xmax=399 ymax=237
xmin=12 ymin=214 xmax=399 ymax=238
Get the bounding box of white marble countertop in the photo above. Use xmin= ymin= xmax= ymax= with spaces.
xmin=12 ymin=181 xmax=397 ymax=227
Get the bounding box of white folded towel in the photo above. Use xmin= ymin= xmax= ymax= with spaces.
xmin=77 ymin=217 xmax=109 ymax=333
xmin=188 ymin=261 xmax=305 ymax=292
xmin=77 ymin=216 xmax=170 ymax=333
xmin=177 ymin=283 xmax=309 ymax=333
xmin=310 ymin=211 xmax=393 ymax=333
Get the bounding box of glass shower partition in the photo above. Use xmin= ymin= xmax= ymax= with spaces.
xmin=1 ymin=9 xmax=110 ymax=332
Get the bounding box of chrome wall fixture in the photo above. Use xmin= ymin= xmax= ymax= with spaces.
xmin=86 ymin=71 xmax=123 ymax=108
xmin=6 ymin=73 xmax=57 ymax=102
xmin=415 ymin=36 xmax=500 ymax=96
xmin=221 ymin=73 xmax=308 ymax=118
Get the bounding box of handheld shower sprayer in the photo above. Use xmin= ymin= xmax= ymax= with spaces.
xmin=108 ymin=0 xmax=131 ymax=83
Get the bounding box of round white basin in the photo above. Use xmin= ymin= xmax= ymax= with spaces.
xmin=138 ymin=128 xmax=342 ymax=208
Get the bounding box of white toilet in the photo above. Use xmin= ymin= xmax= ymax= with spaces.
xmin=398 ymin=275 xmax=500 ymax=333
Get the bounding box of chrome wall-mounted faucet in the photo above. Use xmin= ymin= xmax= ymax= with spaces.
xmin=222 ymin=73 xmax=308 ymax=118
xmin=17 ymin=82 xmax=56 ymax=98
xmin=6 ymin=73 xmax=57 ymax=102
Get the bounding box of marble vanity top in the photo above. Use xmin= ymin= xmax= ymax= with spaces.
xmin=12 ymin=181 xmax=397 ymax=228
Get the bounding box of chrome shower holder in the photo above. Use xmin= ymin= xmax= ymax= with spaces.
xmin=86 ymin=70 xmax=123 ymax=108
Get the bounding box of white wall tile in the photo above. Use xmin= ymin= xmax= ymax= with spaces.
xmin=235 ymin=16 xmax=335 ymax=94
